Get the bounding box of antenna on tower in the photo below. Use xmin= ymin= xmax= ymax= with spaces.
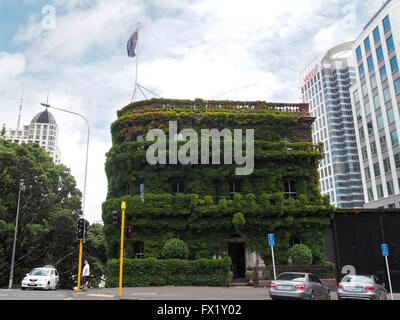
xmin=17 ymin=88 xmax=24 ymax=130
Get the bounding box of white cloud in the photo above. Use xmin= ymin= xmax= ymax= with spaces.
xmin=0 ymin=52 xmax=26 ymax=88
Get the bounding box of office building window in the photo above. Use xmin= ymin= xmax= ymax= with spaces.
xmin=377 ymin=184 xmax=384 ymax=199
xmin=376 ymin=46 xmax=384 ymax=61
xmin=380 ymin=66 xmax=387 ymax=81
xmin=380 ymin=135 xmax=387 ymax=150
xmin=390 ymin=56 xmax=398 ymax=73
xmin=383 ymin=15 xmax=390 ymax=31
xmin=364 ymin=36 xmax=371 ymax=52
xmin=388 ymin=203 xmax=395 ymax=208
xmin=359 ymin=127 xmax=365 ymax=140
xmin=370 ymin=141 xmax=377 ymax=155
xmin=383 ymin=158 xmax=391 ymax=173
xmin=386 ymin=35 xmax=394 ymax=52
xmin=377 ymin=115 xmax=384 ymax=129
xmin=367 ymin=121 xmax=373 ymax=135
xmin=394 ymin=153 xmax=400 ymax=168
xmin=362 ymin=146 xmax=368 ymax=160
xmin=353 ymin=89 xmax=360 ymax=103
xmin=395 ymin=78 xmax=400 ymax=94
xmin=373 ymin=26 xmax=380 ymax=42
xmin=367 ymin=187 xmax=374 ymax=201
xmin=374 ymin=162 xmax=381 ymax=177
xmin=391 ymin=129 xmax=399 ymax=145
xmin=384 ymin=86 xmax=391 ymax=102
xmin=362 ymin=82 xmax=368 ymax=96
xmin=387 ymin=108 xmax=395 ymax=123
xmin=356 ymin=108 xmax=362 ymax=120
xmin=373 ymin=94 xmax=381 ymax=109
xmin=370 ymin=74 xmax=377 ymax=89
xmin=359 ymin=64 xmax=365 ymax=77
xmin=364 ymin=101 xmax=371 ymax=115
xmin=356 ymin=46 xmax=362 ymax=60
xmin=365 ymin=167 xmax=371 ymax=180
xmin=367 ymin=55 xmax=374 ymax=70
xmin=387 ymin=181 xmax=395 ymax=196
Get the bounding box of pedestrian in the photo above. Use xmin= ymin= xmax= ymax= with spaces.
xmin=82 ymin=260 xmax=90 ymax=291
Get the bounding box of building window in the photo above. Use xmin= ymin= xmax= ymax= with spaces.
xmin=356 ymin=108 xmax=362 ymax=120
xmin=373 ymin=26 xmax=380 ymax=42
xmin=387 ymin=181 xmax=395 ymax=196
xmin=373 ymin=94 xmax=381 ymax=109
xmin=172 ymin=181 xmax=184 ymax=193
xmin=133 ymin=242 xmax=144 ymax=259
xmin=374 ymin=162 xmax=381 ymax=177
xmin=394 ymin=78 xmax=400 ymax=94
xmin=353 ymin=89 xmax=360 ymax=103
xmin=376 ymin=46 xmax=384 ymax=62
xmin=230 ymin=180 xmax=240 ymax=197
xmin=387 ymin=108 xmax=395 ymax=124
xmin=370 ymin=74 xmax=377 ymax=89
xmin=383 ymin=15 xmax=391 ymax=32
xmin=380 ymin=135 xmax=387 ymax=150
xmin=367 ymin=121 xmax=373 ymax=135
xmin=380 ymin=66 xmax=387 ymax=81
xmin=361 ymin=82 xmax=368 ymax=96
xmin=364 ymin=36 xmax=371 ymax=52
xmin=391 ymin=129 xmax=399 ymax=145
xmin=383 ymin=158 xmax=391 ymax=173
xmin=370 ymin=141 xmax=377 ymax=156
xmin=367 ymin=55 xmax=374 ymax=70
xmin=362 ymin=146 xmax=368 ymax=160
xmin=386 ymin=35 xmax=394 ymax=52
xmin=394 ymin=153 xmax=400 ymax=168
xmin=377 ymin=184 xmax=384 ymax=199
xmin=367 ymin=187 xmax=374 ymax=201
xmin=359 ymin=127 xmax=365 ymax=140
xmin=356 ymin=46 xmax=362 ymax=60
xmin=377 ymin=115 xmax=384 ymax=130
xmin=388 ymin=203 xmax=395 ymax=209
xmin=284 ymin=180 xmax=297 ymax=199
xmin=359 ymin=64 xmax=365 ymax=77
xmin=364 ymin=101 xmax=371 ymax=116
xmin=383 ymin=86 xmax=391 ymax=102
xmin=390 ymin=56 xmax=398 ymax=73
xmin=365 ymin=167 xmax=371 ymax=180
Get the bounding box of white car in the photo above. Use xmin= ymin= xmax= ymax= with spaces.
xmin=21 ymin=266 xmax=59 ymax=290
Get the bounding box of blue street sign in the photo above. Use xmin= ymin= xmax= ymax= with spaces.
xmin=381 ymin=243 xmax=389 ymax=256
xmin=268 ymin=233 xmax=275 ymax=246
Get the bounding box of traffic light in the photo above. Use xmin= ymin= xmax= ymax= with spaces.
xmin=126 ymin=226 xmax=132 ymax=238
xmin=112 ymin=210 xmax=121 ymax=227
xmin=76 ymin=218 xmax=85 ymax=240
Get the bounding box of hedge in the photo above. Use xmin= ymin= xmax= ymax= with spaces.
xmin=105 ymin=256 xmax=231 ymax=287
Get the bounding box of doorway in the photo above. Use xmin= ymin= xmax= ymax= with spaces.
xmin=228 ymin=242 xmax=246 ymax=279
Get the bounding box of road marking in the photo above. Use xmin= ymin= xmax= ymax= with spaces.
xmin=64 ymin=297 xmax=73 ymax=300
xmin=87 ymin=294 xmax=115 ymax=298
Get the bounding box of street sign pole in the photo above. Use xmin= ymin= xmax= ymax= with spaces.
xmin=381 ymin=243 xmax=393 ymax=300
xmin=119 ymin=201 xmax=126 ymax=297
xmin=268 ymin=233 xmax=276 ymax=280
xmin=77 ymin=239 xmax=83 ymax=292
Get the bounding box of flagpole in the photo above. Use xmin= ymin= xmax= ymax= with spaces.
xmin=131 ymin=24 xmax=139 ymax=102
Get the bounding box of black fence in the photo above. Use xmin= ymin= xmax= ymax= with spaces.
xmin=327 ymin=208 xmax=400 ymax=292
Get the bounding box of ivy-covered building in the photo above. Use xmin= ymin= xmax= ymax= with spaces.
xmin=102 ymin=98 xmax=334 ymax=279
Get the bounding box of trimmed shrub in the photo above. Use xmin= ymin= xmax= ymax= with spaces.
xmin=161 ymin=238 xmax=189 ymax=259
xmin=105 ymin=256 xmax=231 ymax=287
xmin=288 ymin=244 xmax=313 ymax=265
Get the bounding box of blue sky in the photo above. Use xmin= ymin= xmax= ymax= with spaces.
xmin=0 ymin=0 xmax=385 ymax=222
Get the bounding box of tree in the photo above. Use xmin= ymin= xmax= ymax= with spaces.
xmin=0 ymin=140 xmax=82 ymax=288
xmin=0 ymin=124 xmax=5 ymax=138
xmin=161 ymin=238 xmax=189 ymax=260
xmin=288 ymin=244 xmax=313 ymax=265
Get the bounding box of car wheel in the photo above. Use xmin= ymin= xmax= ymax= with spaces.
xmin=309 ymin=292 xmax=315 ymax=300
xmin=47 ymin=282 xmax=51 ymax=290
xmin=21 ymin=287 xmax=26 ymax=290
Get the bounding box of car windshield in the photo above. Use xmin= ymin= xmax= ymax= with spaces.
xmin=30 ymin=269 xmax=51 ymax=276
xmin=277 ymin=273 xmax=305 ymax=282
xmin=341 ymin=275 xmax=373 ymax=284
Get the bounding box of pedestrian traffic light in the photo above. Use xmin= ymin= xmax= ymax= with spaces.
xmin=76 ymin=218 xmax=85 ymax=240
xmin=126 ymin=226 xmax=132 ymax=238
xmin=112 ymin=210 xmax=121 ymax=227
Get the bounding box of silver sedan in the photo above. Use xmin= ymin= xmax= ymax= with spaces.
xmin=337 ymin=275 xmax=387 ymax=300
xmin=269 ymin=272 xmax=330 ymax=300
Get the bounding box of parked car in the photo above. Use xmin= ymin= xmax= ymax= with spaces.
xmin=21 ymin=266 xmax=59 ymax=290
xmin=269 ymin=272 xmax=330 ymax=300
xmin=337 ymin=274 xmax=387 ymax=300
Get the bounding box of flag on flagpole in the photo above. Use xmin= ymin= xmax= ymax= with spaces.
xmin=127 ymin=27 xmax=138 ymax=58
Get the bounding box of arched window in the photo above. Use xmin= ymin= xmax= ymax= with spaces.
xmin=172 ymin=181 xmax=184 ymax=193
xmin=289 ymin=236 xmax=301 ymax=247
